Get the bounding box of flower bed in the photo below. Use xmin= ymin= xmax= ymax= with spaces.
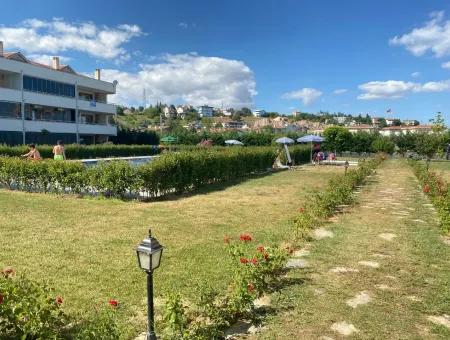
xmin=409 ymin=160 xmax=450 ymax=233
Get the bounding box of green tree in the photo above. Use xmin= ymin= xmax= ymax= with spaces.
xmin=415 ymin=133 xmax=441 ymax=159
xmin=372 ymin=136 xmax=395 ymax=154
xmin=351 ymin=131 xmax=376 ymax=153
xmin=378 ymin=118 xmax=387 ymax=128
xmin=323 ymin=126 xmax=353 ymax=152
xmin=393 ymin=132 xmax=417 ymax=156
xmin=241 ymin=107 xmax=252 ymax=116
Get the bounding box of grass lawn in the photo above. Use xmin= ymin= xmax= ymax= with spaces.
xmin=0 ymin=166 xmax=340 ymax=338
xmin=255 ymin=160 xmax=450 ymax=339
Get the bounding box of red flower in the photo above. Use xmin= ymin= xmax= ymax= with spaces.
xmin=0 ymin=294 xmax=4 ymax=304
xmin=56 ymin=296 xmax=63 ymax=305
xmin=256 ymin=246 xmax=265 ymax=253
xmin=251 ymin=257 xmax=258 ymax=265
xmin=247 ymin=282 xmax=255 ymax=293
xmin=108 ymin=299 xmax=119 ymax=307
xmin=298 ymin=207 xmax=305 ymax=213
xmin=423 ymin=185 xmax=430 ymax=193
xmin=224 ymin=235 xmax=231 ymax=244
xmin=240 ymin=257 xmax=249 ymax=264
xmin=239 ymin=234 xmax=252 ymax=242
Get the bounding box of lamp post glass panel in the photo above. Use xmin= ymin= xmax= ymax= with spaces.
xmin=136 ymin=229 xmax=164 ymax=340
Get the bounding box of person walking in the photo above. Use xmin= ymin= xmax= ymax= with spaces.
xmin=21 ymin=144 xmax=41 ymax=160
xmin=52 ymin=140 xmax=66 ymax=161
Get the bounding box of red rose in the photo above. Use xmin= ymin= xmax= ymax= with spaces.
xmin=108 ymin=299 xmax=119 ymax=307
xmin=251 ymin=257 xmax=258 ymax=265
xmin=224 ymin=235 xmax=231 ymax=244
xmin=257 ymin=246 xmax=265 ymax=253
xmin=247 ymin=282 xmax=255 ymax=293
xmin=56 ymin=296 xmax=63 ymax=305
xmin=0 ymin=294 xmax=4 ymax=304
xmin=423 ymin=185 xmax=430 ymax=193
xmin=239 ymin=234 xmax=252 ymax=242
xmin=240 ymin=257 xmax=249 ymax=264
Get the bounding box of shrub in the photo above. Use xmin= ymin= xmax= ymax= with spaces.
xmin=0 ymin=144 xmax=160 ymax=159
xmin=409 ymin=160 xmax=450 ymax=233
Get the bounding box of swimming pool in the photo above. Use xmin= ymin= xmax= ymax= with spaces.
xmin=80 ymin=155 xmax=159 ymax=167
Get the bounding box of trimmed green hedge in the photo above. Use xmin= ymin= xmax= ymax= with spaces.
xmin=0 ymin=144 xmax=160 ymax=159
xmin=0 ymin=147 xmax=277 ymax=198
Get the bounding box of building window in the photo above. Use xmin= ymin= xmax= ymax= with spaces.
xmin=23 ymin=75 xmax=75 ymax=98
xmin=24 ymin=104 xmax=75 ymax=122
xmin=0 ymin=101 xmax=21 ymax=119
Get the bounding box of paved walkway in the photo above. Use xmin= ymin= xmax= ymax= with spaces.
xmin=256 ymin=160 xmax=450 ymax=339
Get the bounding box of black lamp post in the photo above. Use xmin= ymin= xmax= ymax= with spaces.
xmin=136 ymin=229 xmax=164 ymax=340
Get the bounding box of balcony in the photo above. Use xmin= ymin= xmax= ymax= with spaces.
xmin=77 ymin=98 xmax=116 ymax=114
xmin=78 ymin=122 xmax=117 ymax=136
xmin=24 ymin=90 xmax=76 ymax=109
xmin=0 ymin=87 xmax=21 ymax=102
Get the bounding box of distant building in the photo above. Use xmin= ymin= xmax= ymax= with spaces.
xmin=222 ymin=108 xmax=234 ymax=117
xmin=252 ymin=109 xmax=267 ymax=117
xmin=292 ymin=111 xmax=302 ymax=117
xmin=385 ymin=118 xmax=400 ymax=126
xmin=223 ymin=121 xmax=245 ymax=130
xmin=197 ymin=105 xmax=214 ymax=117
xmin=402 ymin=119 xmax=419 ymax=126
xmin=379 ymin=125 xmax=433 ymax=136
xmin=163 ymin=106 xmax=177 ymax=118
xmin=347 ymin=125 xmax=378 ymax=134
xmin=335 ymin=116 xmax=347 ymax=124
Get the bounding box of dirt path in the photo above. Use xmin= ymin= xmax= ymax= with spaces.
xmin=256 ymin=160 xmax=450 ymax=339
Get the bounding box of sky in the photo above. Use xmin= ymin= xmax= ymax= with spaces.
xmin=0 ymin=0 xmax=450 ymax=123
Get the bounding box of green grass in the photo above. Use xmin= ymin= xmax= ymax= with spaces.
xmin=0 ymin=166 xmax=339 ymax=338
xmin=256 ymin=160 xmax=450 ymax=339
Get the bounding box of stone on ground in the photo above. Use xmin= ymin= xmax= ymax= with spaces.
xmin=358 ymin=260 xmax=380 ymax=268
xmin=346 ymin=291 xmax=371 ymax=308
xmin=286 ymin=258 xmax=309 ymax=269
xmin=427 ymin=315 xmax=450 ymax=330
xmin=331 ymin=321 xmax=359 ymax=336
xmin=330 ymin=266 xmax=359 ymax=273
xmin=254 ymin=295 xmax=271 ymax=308
xmin=313 ymin=228 xmax=334 ymax=240
xmin=292 ymin=248 xmax=310 ymax=257
xmin=378 ymin=233 xmax=397 ymax=241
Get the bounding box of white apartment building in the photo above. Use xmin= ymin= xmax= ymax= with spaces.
xmin=0 ymin=41 xmax=117 ymax=145
xmin=252 ymin=109 xmax=267 ymax=117
xmin=197 ymin=105 xmax=214 ymax=117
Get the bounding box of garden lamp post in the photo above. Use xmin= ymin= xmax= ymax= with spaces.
xmin=136 ymin=229 xmax=164 ymax=340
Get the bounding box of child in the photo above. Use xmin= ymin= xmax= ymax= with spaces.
xmin=21 ymin=144 xmax=41 ymax=160
xmin=52 ymin=140 xmax=66 ymax=160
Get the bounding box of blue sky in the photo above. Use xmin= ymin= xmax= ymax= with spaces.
xmin=0 ymin=0 xmax=450 ymax=123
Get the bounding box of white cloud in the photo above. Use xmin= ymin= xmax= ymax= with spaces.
xmin=333 ymin=88 xmax=348 ymax=95
xmin=442 ymin=61 xmax=450 ymax=69
xmin=178 ymin=22 xmax=188 ymax=29
xmin=411 ymin=71 xmax=421 ymax=78
xmin=28 ymin=54 xmax=71 ymax=66
xmin=0 ymin=18 xmax=143 ymax=60
xmin=390 ymin=11 xmax=450 ymax=58
xmin=282 ymin=87 xmax=322 ymax=105
xmin=102 ymin=53 xmax=257 ymax=108
xmin=358 ymin=79 xmax=450 ymax=100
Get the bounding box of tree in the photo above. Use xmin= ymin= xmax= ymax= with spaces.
xmin=323 ymin=126 xmax=353 ymax=152
xmin=232 ymin=112 xmax=241 ymax=121
xmin=392 ymin=119 xmax=401 ymax=126
xmin=372 ymin=136 xmax=395 ymax=154
xmin=351 ymin=131 xmax=376 ymax=153
xmin=138 ymin=106 xmax=144 ymax=112
xmin=393 ymin=132 xmax=417 ymax=156
xmin=378 ymin=118 xmax=387 ymax=128
xmin=241 ymin=107 xmax=252 ymax=116
xmin=116 ymin=106 xmax=125 ymax=115
xmin=415 ymin=133 xmax=441 ymax=159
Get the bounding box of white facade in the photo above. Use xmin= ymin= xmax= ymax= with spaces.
xmin=253 ymin=109 xmax=267 ymax=117
xmin=0 ymin=45 xmax=117 ymax=145
xmin=197 ymin=105 xmax=214 ymax=117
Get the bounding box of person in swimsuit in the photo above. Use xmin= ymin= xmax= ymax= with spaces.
xmin=53 ymin=140 xmax=66 ymax=160
xmin=21 ymin=144 xmax=42 ymax=160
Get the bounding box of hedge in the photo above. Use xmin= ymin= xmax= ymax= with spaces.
xmin=0 ymin=147 xmax=278 ymax=198
xmin=0 ymin=144 xmax=160 ymax=159
xmin=409 ymin=160 xmax=450 ymax=233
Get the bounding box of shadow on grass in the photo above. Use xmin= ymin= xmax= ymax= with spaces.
xmin=140 ymin=170 xmax=282 ymax=203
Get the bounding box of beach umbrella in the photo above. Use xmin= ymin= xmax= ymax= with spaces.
xmin=225 ymin=139 xmax=244 ymax=146
xmin=297 ymin=135 xmax=325 ymax=163
xmin=275 ymin=137 xmax=294 ymax=164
